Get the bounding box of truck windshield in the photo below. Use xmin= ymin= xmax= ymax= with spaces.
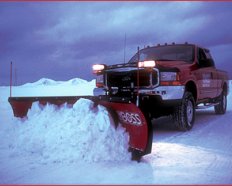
xmin=128 ymin=45 xmax=195 ymax=63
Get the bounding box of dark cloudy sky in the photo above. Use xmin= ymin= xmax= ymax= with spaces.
xmin=0 ymin=2 xmax=232 ymax=85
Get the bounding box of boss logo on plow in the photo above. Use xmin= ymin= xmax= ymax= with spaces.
xmin=117 ymin=111 xmax=142 ymax=126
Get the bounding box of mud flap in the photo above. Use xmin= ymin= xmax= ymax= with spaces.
xmin=8 ymin=96 xmax=153 ymax=157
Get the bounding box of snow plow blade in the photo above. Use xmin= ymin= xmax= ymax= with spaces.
xmin=8 ymin=96 xmax=153 ymax=158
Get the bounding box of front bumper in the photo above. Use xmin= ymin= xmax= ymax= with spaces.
xmin=93 ymin=88 xmax=106 ymax=96
xmin=94 ymin=86 xmax=185 ymax=101
xmin=139 ymin=86 xmax=185 ymax=100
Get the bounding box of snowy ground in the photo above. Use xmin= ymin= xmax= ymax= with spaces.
xmin=0 ymin=78 xmax=231 ymax=184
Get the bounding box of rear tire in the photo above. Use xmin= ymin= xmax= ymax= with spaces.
xmin=214 ymin=91 xmax=227 ymax=114
xmin=173 ymin=91 xmax=195 ymax=131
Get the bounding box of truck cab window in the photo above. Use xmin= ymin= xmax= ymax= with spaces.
xmin=198 ymin=48 xmax=215 ymax=68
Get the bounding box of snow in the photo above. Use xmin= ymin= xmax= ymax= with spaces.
xmin=10 ymin=99 xmax=130 ymax=164
xmin=0 ymin=78 xmax=232 ymax=184
xmin=22 ymin=77 xmax=89 ymax=87
xmin=10 ymin=78 xmax=95 ymax=97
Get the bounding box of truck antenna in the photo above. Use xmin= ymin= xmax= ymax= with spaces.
xmin=124 ymin=33 xmax=127 ymax=64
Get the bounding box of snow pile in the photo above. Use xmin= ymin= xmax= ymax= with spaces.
xmin=22 ymin=78 xmax=90 ymax=87
xmin=12 ymin=78 xmax=95 ymax=97
xmin=10 ymin=98 xmax=131 ymax=163
xmin=65 ymin=78 xmax=88 ymax=85
xmin=23 ymin=78 xmax=59 ymax=86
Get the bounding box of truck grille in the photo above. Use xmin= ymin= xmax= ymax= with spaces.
xmin=106 ymin=69 xmax=158 ymax=88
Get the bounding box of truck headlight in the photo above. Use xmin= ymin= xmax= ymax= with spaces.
xmin=92 ymin=64 xmax=105 ymax=74
xmin=160 ymin=72 xmax=177 ymax=81
xmin=138 ymin=60 xmax=156 ymax=68
xmin=160 ymin=72 xmax=181 ymax=86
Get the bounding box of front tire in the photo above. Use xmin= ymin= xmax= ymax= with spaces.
xmin=173 ymin=91 xmax=195 ymax=131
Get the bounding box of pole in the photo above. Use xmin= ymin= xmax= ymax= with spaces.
xmin=10 ymin=61 xmax=13 ymax=97
xmin=136 ymin=47 xmax=140 ymax=107
xmin=15 ymin=67 xmax=17 ymax=86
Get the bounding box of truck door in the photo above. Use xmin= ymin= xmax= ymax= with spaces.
xmin=195 ymin=48 xmax=217 ymax=99
xmin=204 ymin=49 xmax=219 ymax=98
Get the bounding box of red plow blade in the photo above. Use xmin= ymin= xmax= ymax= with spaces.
xmin=8 ymin=96 xmax=153 ymax=158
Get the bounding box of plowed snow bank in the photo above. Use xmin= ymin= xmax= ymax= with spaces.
xmin=10 ymin=98 xmax=131 ymax=163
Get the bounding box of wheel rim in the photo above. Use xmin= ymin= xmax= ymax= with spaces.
xmin=187 ymin=100 xmax=194 ymax=126
xmin=223 ymin=94 xmax=227 ymax=111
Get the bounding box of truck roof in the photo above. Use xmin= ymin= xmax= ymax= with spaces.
xmin=144 ymin=42 xmax=195 ymax=49
xmin=144 ymin=42 xmax=209 ymax=52
xmin=128 ymin=43 xmax=197 ymax=63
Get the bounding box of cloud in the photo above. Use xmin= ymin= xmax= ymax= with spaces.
xmin=0 ymin=2 xmax=232 ymax=85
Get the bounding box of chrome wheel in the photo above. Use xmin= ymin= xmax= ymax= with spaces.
xmin=223 ymin=94 xmax=227 ymax=111
xmin=173 ymin=91 xmax=195 ymax=131
xmin=187 ymin=100 xmax=194 ymax=126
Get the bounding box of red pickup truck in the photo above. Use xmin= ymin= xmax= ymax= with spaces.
xmin=8 ymin=42 xmax=229 ymax=159
xmin=93 ymin=43 xmax=229 ymax=131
